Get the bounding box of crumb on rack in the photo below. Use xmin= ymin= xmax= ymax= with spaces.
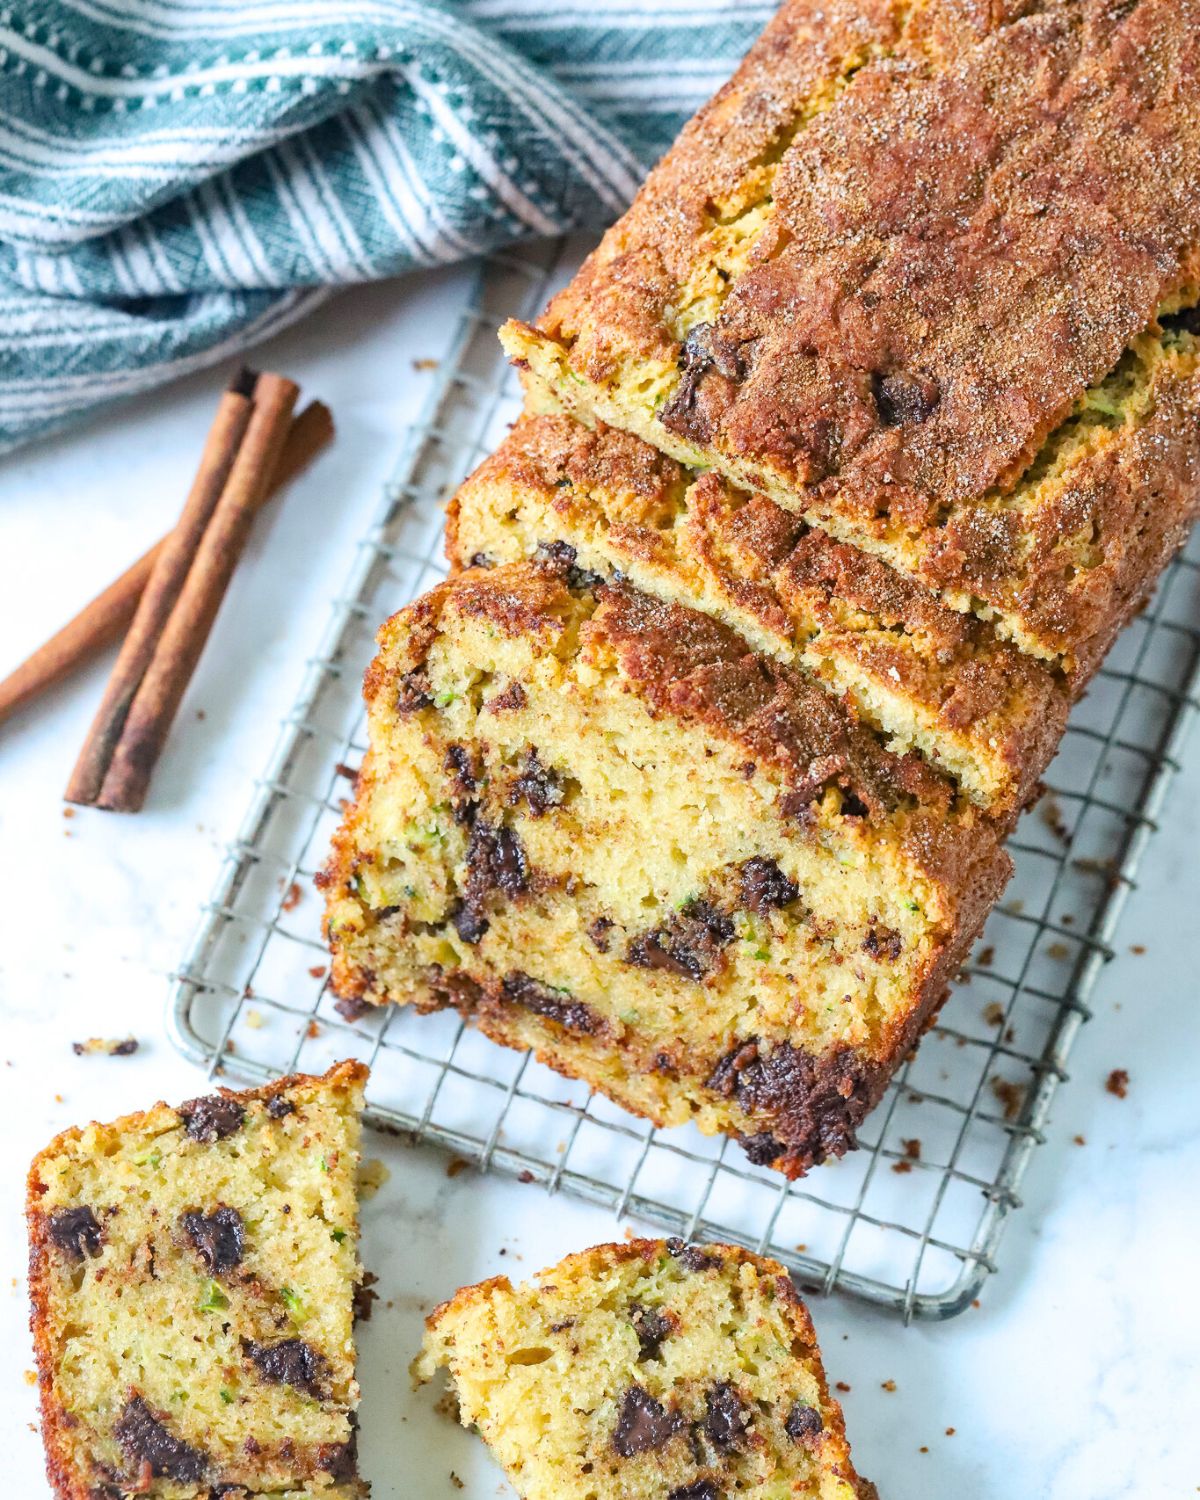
xmin=1106 ymin=1069 xmax=1130 ymax=1099
xmin=281 ymin=881 xmax=303 ymax=912
xmin=990 ymin=1077 xmax=1025 ymax=1121
xmin=71 ymin=1037 xmax=138 ymax=1057
xmin=881 ymin=1380 xmax=896 ymax=1392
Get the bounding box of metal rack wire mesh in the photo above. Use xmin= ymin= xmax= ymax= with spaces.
xmin=169 ymin=238 xmax=1200 ymax=1320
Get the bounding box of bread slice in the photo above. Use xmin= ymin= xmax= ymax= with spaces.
xmin=412 ymin=1237 xmax=875 ymax=1500
xmin=322 ymin=561 xmax=1009 ymax=1177
xmin=501 ymin=0 xmax=1200 ymax=670
xmin=447 ymin=408 xmax=1069 ymax=813
xmin=26 ymin=1062 xmax=369 ymax=1499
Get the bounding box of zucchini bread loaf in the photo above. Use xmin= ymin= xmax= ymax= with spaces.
xmin=322 ymin=561 xmax=1010 ymax=1176
xmin=27 ymin=1061 xmax=369 ymax=1500
xmin=414 ymin=1237 xmax=874 ymax=1500
xmin=447 ymin=409 xmax=1069 ymax=814
xmin=502 ymin=0 xmax=1200 ymax=671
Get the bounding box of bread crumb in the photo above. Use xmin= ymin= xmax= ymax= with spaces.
xmin=71 ymin=1037 xmax=138 ymax=1057
xmin=983 ymin=1002 xmax=1005 ymax=1027
xmin=1106 ymin=1068 xmax=1129 ymax=1099
xmin=945 ymin=1427 xmax=956 ymax=1436
xmin=446 ymin=1157 xmax=471 ymax=1179
xmin=1130 ymin=944 xmax=1145 ymax=955
xmin=24 ymin=1369 xmax=37 ymax=1385
xmin=281 ymin=881 xmax=303 ymax=912
xmin=357 ymin=1158 xmax=391 ymax=1199
xmin=1073 ymin=1134 xmax=1086 ymax=1146
xmin=413 ymin=357 xmax=439 ymax=371
xmin=244 ymin=1009 xmax=264 ymax=1029
xmin=990 ymin=1077 xmax=1025 ymax=1121
xmin=881 ymin=1380 xmax=896 ymax=1392
xmin=309 ymin=965 xmax=328 ymax=980
xmin=1046 ymin=941 xmax=1071 ymax=960
xmin=835 ymin=1381 xmax=851 ymax=1393
xmin=976 ymin=945 xmax=994 ymax=967
xmin=306 ymin=1020 xmax=321 ymax=1040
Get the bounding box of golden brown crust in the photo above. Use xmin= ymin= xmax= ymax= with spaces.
xmin=511 ymin=0 xmax=1200 ymax=663
xmin=26 ymin=1062 xmax=368 ymax=1500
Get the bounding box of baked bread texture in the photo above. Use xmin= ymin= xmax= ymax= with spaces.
xmin=322 ymin=561 xmax=1010 ymax=1177
xmin=412 ymin=1237 xmax=875 ymax=1500
xmin=501 ymin=0 xmax=1200 ymax=671
xmin=447 ymin=408 xmax=1069 ymax=813
xmin=27 ymin=1061 xmax=369 ymax=1500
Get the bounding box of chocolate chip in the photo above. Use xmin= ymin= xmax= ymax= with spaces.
xmin=470 ymin=820 xmax=529 ymax=898
xmin=1162 ymin=305 xmax=1200 ymax=336
xmin=839 ymin=790 xmax=870 ymax=819
xmin=739 ymin=1131 xmax=787 ymax=1166
xmin=629 ymin=1304 xmax=675 ymax=1361
xmin=611 ymin=1385 xmax=685 ymax=1457
xmin=625 ymin=900 xmax=734 ymax=982
xmin=509 ymin=749 xmax=564 ymax=816
xmin=587 ymin=916 xmax=615 ymax=952
xmin=395 ymin=669 xmax=433 ymax=714
xmin=179 ymin=1094 xmax=245 ymax=1143
xmin=669 ymin=1483 xmax=722 ymax=1500
xmin=468 ymin=552 xmax=495 ymax=568
xmin=333 ymin=994 xmax=373 ymax=1023
xmin=353 ymin=1271 xmax=379 ymax=1324
xmin=871 ymin=370 xmax=940 ymax=427
xmin=265 ymin=1095 xmax=295 ymax=1118
xmin=485 ymin=680 xmax=526 ymax=714
xmin=317 ymin=1430 xmax=358 ymax=1481
xmin=740 ymin=857 xmax=799 ymax=915
xmin=861 ymin=924 xmax=903 ymax=960
xmin=114 ymin=1397 xmax=208 ymax=1483
xmin=449 ymin=899 xmax=490 ymax=945
xmin=666 ymin=1239 xmax=720 ymax=1272
xmin=534 ymin=539 xmax=605 ymax=593
xmin=502 ymin=972 xmax=600 ymax=1034
xmin=707 ymin=1039 xmax=761 ymax=1099
xmin=243 ymin=1338 xmax=330 ymax=1398
xmin=180 ymin=1207 xmax=245 ymax=1275
xmin=785 ymin=1402 xmax=824 ymax=1442
xmin=659 ymin=322 xmax=753 ymax=439
xmin=444 ymin=745 xmax=478 ymax=817
xmin=704 ymin=1382 xmax=751 ymax=1451
xmin=47 ymin=1206 xmax=103 ymax=1261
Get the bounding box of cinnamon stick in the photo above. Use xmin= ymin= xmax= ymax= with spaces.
xmin=95 ymin=372 xmax=300 ymax=813
xmin=64 ymin=373 xmax=256 ymax=804
xmin=0 ymin=401 xmax=332 ymax=733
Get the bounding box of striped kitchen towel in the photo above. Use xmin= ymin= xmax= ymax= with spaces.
xmin=0 ymin=0 xmax=769 ymax=454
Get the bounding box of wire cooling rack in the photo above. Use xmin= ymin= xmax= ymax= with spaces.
xmin=169 ymin=238 xmax=1200 ymax=1320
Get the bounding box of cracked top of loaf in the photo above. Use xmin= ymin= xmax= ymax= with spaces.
xmin=502 ymin=0 xmax=1200 ymax=666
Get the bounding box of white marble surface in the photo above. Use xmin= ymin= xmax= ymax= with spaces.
xmin=1 ymin=269 xmax=1197 ymax=1500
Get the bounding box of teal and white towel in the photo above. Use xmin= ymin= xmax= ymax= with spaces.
xmin=0 ymin=1 xmax=767 ymax=452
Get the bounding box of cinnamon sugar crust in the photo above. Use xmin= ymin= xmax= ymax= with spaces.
xmin=502 ymin=0 xmax=1200 ymax=665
